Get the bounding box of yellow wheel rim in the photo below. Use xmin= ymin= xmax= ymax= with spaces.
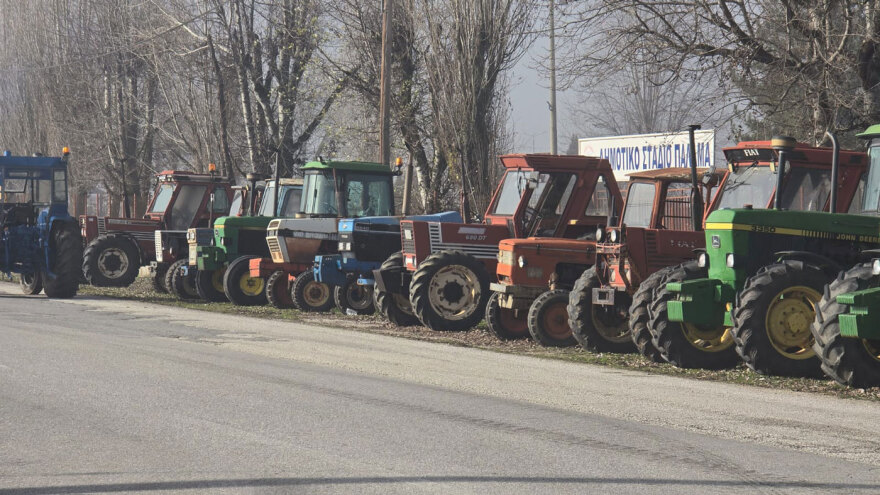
xmin=212 ymin=269 xmax=225 ymax=293
xmin=303 ymin=281 xmax=330 ymax=307
xmin=764 ymin=285 xmax=821 ymax=360
xmin=681 ymin=324 xmax=734 ymax=352
xmin=863 ymin=339 xmax=880 ymax=363
xmin=239 ymin=274 xmax=265 ymax=296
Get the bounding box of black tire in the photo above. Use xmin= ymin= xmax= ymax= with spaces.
xmin=195 ymin=267 xmax=228 ymax=302
xmin=223 ymin=256 xmax=266 ymax=306
xmin=375 ymin=252 xmax=419 ymax=327
xmin=410 ymin=250 xmax=490 ymax=332
xmin=167 ymin=259 xmax=199 ymax=300
xmin=291 ymin=269 xmax=333 ymax=312
xmin=567 ymin=268 xmax=634 ymax=353
xmin=529 ymin=289 xmax=577 ymax=347
xmin=486 ymin=291 xmax=530 ymax=340
xmin=629 ymin=267 xmax=674 ymax=363
xmin=43 ymin=222 xmax=82 ymax=299
xmin=82 ymin=233 xmax=141 ymax=287
xmin=812 ymin=263 xmax=880 ymax=388
xmin=266 ymin=270 xmax=294 ymax=309
xmin=732 ymin=261 xmax=826 ymax=377
xmin=152 ymin=262 xmax=169 ymax=293
xmin=20 ymin=272 xmax=43 ymax=295
xmin=334 ymin=277 xmax=375 ymax=315
xmin=648 ymin=261 xmax=738 ymax=369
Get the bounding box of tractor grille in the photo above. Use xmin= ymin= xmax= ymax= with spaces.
xmin=154 ymin=230 xmax=163 ymax=262
xmin=97 ymin=218 xmax=106 ymax=235
xmin=267 ymin=237 xmax=282 ymax=256
xmin=429 ymin=223 xmax=442 ymax=244
xmin=401 ymin=226 xmax=415 ymax=254
xmin=645 ymin=231 xmax=658 ymax=253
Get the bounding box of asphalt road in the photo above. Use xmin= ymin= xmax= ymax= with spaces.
xmin=1 ymin=285 xmax=879 ymax=494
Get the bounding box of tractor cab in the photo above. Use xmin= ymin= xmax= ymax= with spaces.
xmin=142 ymin=170 xmax=234 ymax=230
xmin=0 ymin=152 xmax=70 ymax=220
xmin=297 ymin=160 xmax=395 ymax=219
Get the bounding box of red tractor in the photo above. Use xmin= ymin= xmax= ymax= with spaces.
xmin=373 ymin=154 xmax=623 ymax=332
xmin=568 ymin=140 xmax=868 ymax=360
xmin=80 ymin=170 xmax=234 ymax=288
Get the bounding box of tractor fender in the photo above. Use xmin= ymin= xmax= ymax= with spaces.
xmin=774 ymin=251 xmax=841 ymax=278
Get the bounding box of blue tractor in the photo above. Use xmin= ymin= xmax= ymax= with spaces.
xmin=314 ymin=212 xmax=461 ymax=316
xmin=0 ymin=150 xmax=82 ymax=298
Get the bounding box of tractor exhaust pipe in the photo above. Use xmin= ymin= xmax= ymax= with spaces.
xmin=688 ymin=124 xmax=704 ymax=231
xmin=273 ymin=151 xmax=281 ymax=216
xmin=824 ymin=131 xmax=840 ymax=214
xmin=772 ymin=136 xmax=797 ymax=210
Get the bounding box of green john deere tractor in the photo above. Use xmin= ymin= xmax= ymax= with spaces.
xmin=811 ymin=124 xmax=880 ymax=388
xmin=655 ymin=132 xmax=880 ymax=377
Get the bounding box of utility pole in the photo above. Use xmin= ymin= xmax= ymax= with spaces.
xmin=378 ymin=0 xmax=393 ymax=168
xmin=549 ymin=0 xmax=558 ymax=155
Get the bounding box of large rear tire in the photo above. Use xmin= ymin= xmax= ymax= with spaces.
xmin=375 ymin=252 xmax=419 ymax=327
xmin=152 ymin=262 xmax=169 ymax=293
xmin=20 ymin=272 xmax=43 ymax=295
xmin=410 ymin=250 xmax=490 ymax=332
xmin=291 ymin=269 xmax=333 ymax=312
xmin=732 ymin=260 xmax=825 ymax=377
xmin=82 ymin=233 xmax=140 ymax=287
xmin=334 ymin=277 xmax=375 ymax=315
xmin=529 ymin=289 xmax=576 ymax=347
xmin=648 ymin=261 xmax=738 ymax=369
xmin=167 ymin=259 xmax=199 ymax=300
xmin=223 ymin=256 xmax=266 ymax=306
xmin=43 ymin=222 xmax=82 ymax=299
xmin=266 ymin=270 xmax=294 ymax=309
xmin=486 ymin=291 xmax=529 ymax=340
xmin=629 ymin=267 xmax=673 ymax=362
xmin=195 ymin=267 xmax=228 ymax=302
xmin=567 ymin=268 xmax=634 ymax=353
xmin=812 ymin=263 xmax=880 ymax=388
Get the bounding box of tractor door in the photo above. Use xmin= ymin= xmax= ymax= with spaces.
xmin=617 ymin=180 xmax=656 ymax=278
xmin=558 ymin=173 xmax=615 ymax=239
xmin=518 ymin=172 xmax=578 ymax=238
xmin=485 ymin=168 xmax=534 ymax=237
xmin=167 ymin=184 xmax=208 ymax=230
xmin=651 ymin=181 xmax=705 ymax=272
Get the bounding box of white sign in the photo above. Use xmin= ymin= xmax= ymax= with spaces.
xmin=579 ymin=129 xmax=715 ymax=181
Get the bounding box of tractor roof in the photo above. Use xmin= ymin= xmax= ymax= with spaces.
xmin=273 ymin=178 xmax=304 ymax=186
xmin=0 ymin=155 xmax=66 ymax=169
xmin=498 ymin=154 xmax=613 ymax=172
xmin=857 ymin=124 xmax=880 ymax=139
xmin=156 ymin=170 xmax=227 ymax=182
xmin=626 ymin=167 xmax=715 ymax=181
xmin=302 ymin=160 xmax=393 ymax=174
xmin=723 ymin=141 xmax=865 ymax=167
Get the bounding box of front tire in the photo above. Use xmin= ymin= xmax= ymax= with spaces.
xmin=195 ymin=267 xmax=227 ymax=302
xmin=529 ymin=290 xmax=576 ymax=347
xmin=648 ymin=261 xmax=738 ymax=369
xmin=567 ymin=268 xmax=634 ymax=353
xmin=266 ymin=270 xmax=294 ymax=309
xmin=167 ymin=260 xmax=199 ymax=300
xmin=82 ymin=234 xmax=140 ymax=287
xmin=812 ymin=263 xmax=880 ymax=388
xmin=291 ymin=270 xmax=333 ymax=312
xmin=223 ymin=256 xmax=266 ymax=306
xmin=152 ymin=262 xmax=169 ymax=293
xmin=375 ymin=252 xmax=419 ymax=326
xmin=486 ymin=291 xmax=529 ymax=340
xmin=334 ymin=277 xmax=375 ymax=315
xmin=732 ymin=261 xmax=825 ymax=377
xmin=43 ymin=222 xmax=82 ymax=299
xmin=20 ymin=272 xmax=42 ymax=295
xmin=410 ymin=250 xmax=490 ymax=332
xmin=629 ymin=267 xmax=673 ymax=362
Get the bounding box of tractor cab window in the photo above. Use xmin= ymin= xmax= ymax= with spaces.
xmin=585 ymin=175 xmax=612 ymax=217
xmin=523 ymin=172 xmax=576 ymax=237
xmin=0 ymin=170 xmax=53 ymax=205
xmin=278 ymin=187 xmax=304 ymax=217
xmin=169 ymin=184 xmax=207 ymax=230
xmin=716 ymin=165 xmax=775 ymax=209
xmin=848 ymin=173 xmax=867 ymax=214
xmin=53 ymin=169 xmax=67 ymax=202
xmin=861 ymin=145 xmax=880 ymax=213
xmin=344 ymin=173 xmax=393 ymax=217
xmin=301 ymin=171 xmax=338 ymax=216
xmin=150 ymin=183 xmax=175 ymax=213
xmin=779 ymin=167 xmax=831 ymax=211
xmin=660 ymin=181 xmax=695 ymax=230
xmin=229 ymin=190 xmax=243 ymax=216
xmin=257 ymin=184 xmax=276 ymax=216
xmin=491 ymin=169 xmax=535 ymax=216
xmin=211 ymin=186 xmax=230 ymax=214
xmin=621 ymin=182 xmax=656 ymax=228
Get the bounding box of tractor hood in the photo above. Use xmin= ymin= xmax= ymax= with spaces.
xmin=705 ymin=208 xmax=880 ymax=239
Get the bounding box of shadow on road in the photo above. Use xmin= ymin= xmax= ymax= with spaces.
xmin=2 ymin=475 xmax=878 ymax=493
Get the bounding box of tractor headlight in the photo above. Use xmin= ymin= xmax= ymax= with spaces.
xmin=609 ymin=229 xmax=619 ymax=243
xmin=337 ymin=242 xmax=352 ymax=251
xmin=726 ymin=253 xmax=737 ymax=268
xmin=698 ymin=252 xmax=709 ymax=268
xmin=518 ymin=256 xmax=527 ymax=268
xmin=595 ymin=227 xmax=604 ymax=242
xmin=873 ymin=259 xmax=880 ymax=275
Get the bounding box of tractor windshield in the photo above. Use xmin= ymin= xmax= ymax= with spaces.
xmin=150 ymin=183 xmax=175 ymax=213
xmin=278 ymin=186 xmax=304 ymax=217
xmin=301 ymin=171 xmax=338 ymax=216
xmin=0 ymin=170 xmax=55 ymax=205
xmin=779 ymin=168 xmax=831 ymax=211
xmin=343 ymin=173 xmax=393 ymax=217
xmin=716 ymin=165 xmax=776 ymax=210
xmin=523 ymin=173 xmax=577 ymax=236
xmin=861 ymin=145 xmax=880 ymax=213
xmin=169 ymin=184 xmax=208 ymax=230
xmin=491 ymin=170 xmax=536 ymax=215
xmin=257 ymin=184 xmax=277 ymax=216
xmin=621 ymin=182 xmax=656 ymax=228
